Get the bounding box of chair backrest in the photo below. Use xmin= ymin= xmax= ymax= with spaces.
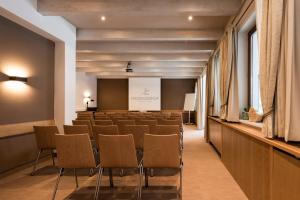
xmin=72 ymin=120 xmax=93 ymax=138
xmin=143 ymin=134 xmax=180 ymax=168
xmin=158 ymin=119 xmax=182 ymax=130
xmin=93 ymin=125 xmax=119 ymax=136
xmin=122 ymin=125 xmax=149 ymax=149
xmin=33 ymin=126 xmax=59 ymax=149
xmin=116 ymin=120 xmax=135 ymax=133
xmin=94 ymin=116 xmax=110 ymax=121
xmin=111 ymin=117 xmax=128 ymax=124
xmin=98 ymin=134 xmax=138 ymax=168
xmin=154 ymin=125 xmax=180 ymax=135
xmin=55 ymin=134 xmax=96 ymax=168
xmin=64 ymin=125 xmax=89 ymax=135
xmin=77 ymin=111 xmax=93 ymax=118
xmin=136 ymin=120 xmax=157 ymax=134
xmin=94 ymin=120 xmax=113 ymax=126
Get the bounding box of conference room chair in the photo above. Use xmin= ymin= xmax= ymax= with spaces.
xmin=63 ymin=125 xmax=89 ymax=135
xmin=154 ymin=125 xmax=180 ymax=135
xmin=52 ymin=134 xmax=97 ymax=200
xmin=92 ymin=125 xmax=119 ymax=148
xmin=95 ymin=134 xmax=143 ymax=199
xmin=94 ymin=116 xmax=110 ymax=121
xmin=143 ymin=134 xmax=183 ymax=199
xmin=31 ymin=125 xmax=59 ymax=175
xmin=94 ymin=120 xmax=113 ymax=126
xmin=77 ymin=111 xmax=93 ymax=117
xmin=136 ymin=120 xmax=158 ymax=135
xmin=122 ymin=125 xmax=150 ymax=151
xmin=72 ymin=120 xmax=94 ymax=138
xmin=115 ymin=119 xmax=135 ymax=133
xmin=159 ymin=119 xmax=183 ymax=133
xmin=111 ymin=117 xmax=128 ymax=124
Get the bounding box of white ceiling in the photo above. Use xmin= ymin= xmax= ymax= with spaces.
xmin=37 ymin=0 xmax=243 ymax=78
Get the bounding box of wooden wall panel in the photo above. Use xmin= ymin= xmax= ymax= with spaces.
xmin=0 ymin=133 xmax=37 ymax=173
xmin=221 ymin=125 xmax=271 ymax=200
xmin=208 ymin=119 xmax=222 ymax=154
xmin=272 ymin=149 xmax=300 ymax=200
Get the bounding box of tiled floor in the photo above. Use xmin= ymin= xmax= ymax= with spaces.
xmin=0 ymin=125 xmax=247 ymax=200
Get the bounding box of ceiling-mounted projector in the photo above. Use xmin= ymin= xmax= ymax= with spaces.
xmin=126 ymin=61 xmax=133 ymax=72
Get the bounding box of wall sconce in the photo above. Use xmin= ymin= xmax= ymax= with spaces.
xmin=8 ymin=76 xmax=28 ymax=83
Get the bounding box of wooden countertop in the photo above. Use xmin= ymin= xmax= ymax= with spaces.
xmin=0 ymin=120 xmax=55 ymax=138
xmin=208 ymin=116 xmax=300 ymax=158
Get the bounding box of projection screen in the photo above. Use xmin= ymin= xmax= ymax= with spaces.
xmin=128 ymin=77 xmax=161 ymax=111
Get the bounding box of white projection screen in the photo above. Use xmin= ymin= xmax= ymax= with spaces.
xmin=129 ymin=77 xmax=161 ymax=111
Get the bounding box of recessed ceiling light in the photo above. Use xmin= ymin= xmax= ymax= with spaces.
xmin=188 ymin=15 xmax=193 ymax=21
xmin=101 ymin=16 xmax=106 ymax=21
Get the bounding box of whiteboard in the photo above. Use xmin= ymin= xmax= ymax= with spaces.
xmin=184 ymin=93 xmax=196 ymax=111
xmin=128 ymin=77 xmax=161 ymax=111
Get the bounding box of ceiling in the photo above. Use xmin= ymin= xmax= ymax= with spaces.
xmin=37 ymin=0 xmax=243 ymax=78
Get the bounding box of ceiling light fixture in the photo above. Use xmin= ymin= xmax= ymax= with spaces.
xmin=188 ymin=15 xmax=193 ymax=21
xmin=101 ymin=16 xmax=106 ymax=21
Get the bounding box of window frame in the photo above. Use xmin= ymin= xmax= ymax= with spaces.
xmin=248 ymin=26 xmax=258 ymax=110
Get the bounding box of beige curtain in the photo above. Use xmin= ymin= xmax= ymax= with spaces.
xmin=275 ymin=0 xmax=300 ymax=141
xmin=255 ymin=0 xmax=284 ymax=138
xmin=207 ymin=57 xmax=215 ymax=116
xmin=219 ymin=26 xmax=240 ymax=122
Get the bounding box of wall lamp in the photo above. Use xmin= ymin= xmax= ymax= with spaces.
xmin=8 ymin=76 xmax=28 ymax=83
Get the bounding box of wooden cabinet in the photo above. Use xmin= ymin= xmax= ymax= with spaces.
xmin=208 ymin=119 xmax=222 ymax=154
xmin=272 ymin=149 xmax=300 ymax=200
xmin=222 ymin=126 xmax=271 ymax=200
xmin=208 ymin=117 xmax=300 ymax=200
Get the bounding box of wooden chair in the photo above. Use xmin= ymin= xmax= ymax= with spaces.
xmin=94 ymin=120 xmax=113 ymax=126
xmin=52 ymin=134 xmax=97 ymax=200
xmin=154 ymin=125 xmax=180 ymax=135
xmin=116 ymin=120 xmax=135 ymax=133
xmin=92 ymin=125 xmax=119 ymax=149
xmin=136 ymin=120 xmax=158 ymax=135
xmin=122 ymin=125 xmax=149 ymax=150
xmin=31 ymin=126 xmax=59 ymax=175
xmin=72 ymin=120 xmax=93 ymax=138
xmin=94 ymin=116 xmax=110 ymax=121
xmin=95 ymin=135 xmax=142 ymax=199
xmin=143 ymin=134 xmax=182 ymax=199
xmin=64 ymin=125 xmax=89 ymax=135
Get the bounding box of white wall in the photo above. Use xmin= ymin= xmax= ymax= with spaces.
xmin=76 ymin=72 xmax=97 ymax=111
xmin=0 ymin=0 xmax=76 ymax=130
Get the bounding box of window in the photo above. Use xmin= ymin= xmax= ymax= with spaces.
xmin=249 ymin=27 xmax=263 ymax=114
xmin=213 ymin=51 xmax=221 ymax=116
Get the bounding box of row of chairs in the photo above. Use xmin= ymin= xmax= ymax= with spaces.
xmin=32 ymin=126 xmax=182 ymax=199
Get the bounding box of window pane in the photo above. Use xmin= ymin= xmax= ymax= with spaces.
xmin=250 ymin=30 xmax=263 ymax=114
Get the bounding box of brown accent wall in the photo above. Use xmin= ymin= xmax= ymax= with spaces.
xmin=161 ymin=79 xmax=197 ymax=110
xmin=97 ymin=79 xmax=129 ymax=110
xmin=0 ymin=16 xmax=55 ymax=125
xmin=97 ymin=78 xmax=196 ymax=110
xmin=0 ymin=16 xmax=54 ymax=173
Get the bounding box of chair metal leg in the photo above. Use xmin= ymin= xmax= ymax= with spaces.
xmin=74 ymin=168 xmax=79 ymax=188
xmin=144 ymin=168 xmax=149 ymax=187
xmin=51 ymin=150 xmax=55 ymax=166
xmin=138 ymin=165 xmax=143 ymax=199
xmin=179 ymin=167 xmax=183 ymax=199
xmin=31 ymin=149 xmax=42 ymax=176
xmin=52 ymin=168 xmax=63 ymax=200
xmin=94 ymin=167 xmax=103 ymax=200
xmin=109 ymin=168 xmax=114 ymax=187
